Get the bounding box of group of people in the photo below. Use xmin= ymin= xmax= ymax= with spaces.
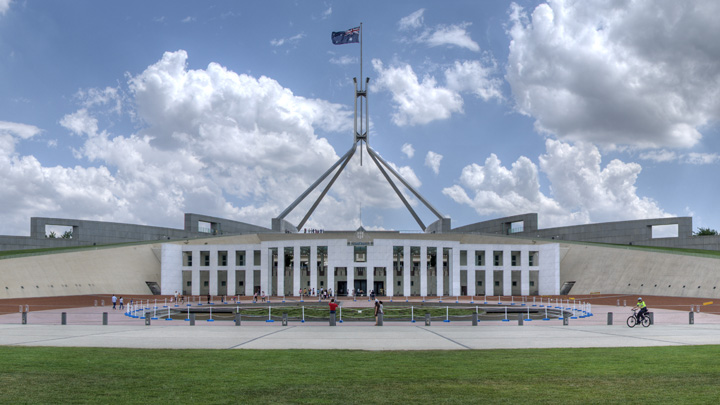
xmin=253 ymin=291 xmax=267 ymax=302
xmin=111 ymin=294 xmax=124 ymax=310
xmin=295 ymin=288 xmax=334 ymax=299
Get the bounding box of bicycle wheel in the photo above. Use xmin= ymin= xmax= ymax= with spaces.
xmin=627 ymin=316 xmax=637 ymax=327
xmin=641 ymin=316 xmax=650 ymax=327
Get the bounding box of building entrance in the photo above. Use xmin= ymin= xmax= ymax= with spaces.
xmin=337 ymin=281 xmax=348 ymax=296
xmin=374 ymin=281 xmax=385 ymax=296
xmin=354 ymin=279 xmax=367 ymax=296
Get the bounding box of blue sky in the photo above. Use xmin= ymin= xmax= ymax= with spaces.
xmin=1 ymin=0 xmax=719 ymax=236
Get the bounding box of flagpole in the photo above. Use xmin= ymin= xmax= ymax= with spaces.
xmin=359 ymin=22 xmax=363 ymax=166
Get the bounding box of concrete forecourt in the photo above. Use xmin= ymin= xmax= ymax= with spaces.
xmin=2 ymin=302 xmax=720 ymax=350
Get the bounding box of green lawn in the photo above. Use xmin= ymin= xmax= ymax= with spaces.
xmin=1 ymin=345 xmax=718 ymax=404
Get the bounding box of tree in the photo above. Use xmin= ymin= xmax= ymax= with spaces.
xmin=47 ymin=231 xmax=57 ymax=238
xmin=61 ymin=230 xmax=73 ymax=239
xmin=694 ymin=227 xmax=718 ymax=236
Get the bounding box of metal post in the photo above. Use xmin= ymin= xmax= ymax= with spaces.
xmin=145 ymin=316 xmax=151 ymax=326
xmin=21 ymin=312 xmax=27 ymax=325
xmin=234 ymin=313 xmax=241 ymax=326
xmin=103 ymin=312 xmax=108 ymax=325
xmin=282 ymin=312 xmax=288 ymax=326
xmin=61 ymin=312 xmax=67 ymax=325
xmin=377 ymin=312 xmax=383 ymax=326
xmin=517 ymin=313 xmax=523 ymax=326
xmin=330 ymin=312 xmax=336 ymax=326
xmin=563 ymin=316 xmax=569 ymax=326
xmin=189 ymin=313 xmax=196 ymax=326
xmin=472 ymin=312 xmax=478 ymax=326
xmin=607 ymin=312 xmax=613 ymax=325
xmin=689 ymin=311 xmax=694 ymax=325
xmin=648 ymin=312 xmax=654 ymax=325
xmin=425 ymin=313 xmax=431 ymax=326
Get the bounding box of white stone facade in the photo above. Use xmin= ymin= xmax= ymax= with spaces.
xmin=160 ymin=236 xmax=560 ymax=297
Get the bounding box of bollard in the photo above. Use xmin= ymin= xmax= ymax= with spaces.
xmin=190 ymin=313 xmax=196 ymax=326
xmin=145 ymin=316 xmax=151 ymax=326
xmin=425 ymin=313 xmax=431 ymax=326
xmin=21 ymin=312 xmax=27 ymax=325
xmin=607 ymin=312 xmax=613 ymax=325
xmin=517 ymin=313 xmax=523 ymax=326
xmin=472 ymin=312 xmax=478 ymax=326
xmin=234 ymin=313 xmax=241 ymax=326
xmin=648 ymin=312 xmax=654 ymax=325
xmin=563 ymin=316 xmax=569 ymax=326
xmin=94 ymin=300 xmax=98 ymax=307
xmin=282 ymin=313 xmax=288 ymax=326
xmin=329 ymin=313 xmax=336 ymax=326
xmin=689 ymin=311 xmax=694 ymax=325
xmin=18 ymin=305 xmax=22 ymax=313
xmin=61 ymin=312 xmax=67 ymax=325
xmin=377 ymin=312 xmax=383 ymax=326
xmin=103 ymin=312 xmax=108 ymax=325
xmin=617 ymin=299 xmax=620 ymax=307
xmin=101 ymin=299 xmax=105 ymax=306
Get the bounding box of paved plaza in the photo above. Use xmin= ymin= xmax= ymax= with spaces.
xmin=1 ymin=303 xmax=719 ymax=350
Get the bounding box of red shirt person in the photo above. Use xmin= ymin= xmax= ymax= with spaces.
xmin=328 ymin=299 xmax=338 ymax=313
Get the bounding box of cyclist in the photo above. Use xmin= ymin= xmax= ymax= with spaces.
xmin=635 ymin=297 xmax=648 ymax=323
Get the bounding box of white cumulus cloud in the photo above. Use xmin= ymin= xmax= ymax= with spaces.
xmin=425 ymin=151 xmax=443 ymax=174
xmin=401 ymin=143 xmax=415 ymax=158
xmin=372 ymin=59 xmax=463 ymax=126
xmin=444 ymin=139 xmax=670 ymax=227
xmin=506 ymin=0 xmax=720 ymax=149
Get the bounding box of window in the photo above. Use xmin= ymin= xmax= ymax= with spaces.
xmin=475 ymin=252 xmax=484 ymax=266
xmin=354 ymin=246 xmax=367 ymax=262
xmin=236 ymin=251 xmax=245 ymax=266
xmin=460 ymin=250 xmax=467 ymax=266
xmin=186 ymin=281 xmax=191 ymax=287
xmin=478 ymin=281 xmax=482 ymax=286
xmin=218 ymin=251 xmax=227 ymax=266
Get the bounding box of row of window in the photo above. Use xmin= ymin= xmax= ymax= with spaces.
xmin=183 ymin=248 xmax=541 ymax=267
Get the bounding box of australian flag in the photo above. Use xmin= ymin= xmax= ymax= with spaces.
xmin=331 ymin=26 xmax=360 ymax=45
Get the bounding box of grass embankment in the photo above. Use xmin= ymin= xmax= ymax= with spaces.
xmin=1 ymin=345 xmax=718 ymax=403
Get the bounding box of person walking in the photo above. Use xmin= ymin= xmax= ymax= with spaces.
xmin=374 ymin=300 xmax=381 ymax=325
xmin=111 ymin=294 xmax=117 ymax=310
xmin=118 ymin=296 xmax=124 ymax=310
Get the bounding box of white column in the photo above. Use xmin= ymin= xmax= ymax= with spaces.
xmin=293 ymin=245 xmax=301 ymax=296
xmin=310 ymin=245 xmax=318 ymax=293
xmin=436 ymin=246 xmax=444 ymax=297
xmin=277 ymin=246 xmax=285 ymax=297
xmin=485 ymin=266 xmax=493 ymax=297
xmin=450 ymin=248 xmax=460 ymax=296
xmin=245 ymin=267 xmax=253 ymax=296
xmin=386 ymin=252 xmax=393 ymax=298
xmin=521 ymin=269 xmax=530 ymax=296
xmin=209 ymin=249 xmax=218 ymax=296
xmin=260 ymin=247 xmax=269 ymax=297
xmin=420 ymin=245 xmax=427 ymax=297
xmin=227 ymin=250 xmax=237 ymax=296
xmin=191 ymin=269 xmax=200 ymax=296
xmin=467 ymin=266 xmax=476 ymax=297
xmin=403 ymin=245 xmax=411 ymax=297
xmin=347 ymin=265 xmax=355 ymax=298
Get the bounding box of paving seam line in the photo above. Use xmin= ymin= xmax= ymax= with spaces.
xmin=228 ymin=325 xmax=298 ymax=349
xmin=414 ymin=326 xmax=472 ymax=350
xmin=2 ymin=325 xmax=163 ymax=347
xmin=542 ymin=325 xmax=688 ymax=346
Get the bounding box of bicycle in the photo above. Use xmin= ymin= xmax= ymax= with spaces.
xmin=627 ymin=308 xmax=650 ymax=327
